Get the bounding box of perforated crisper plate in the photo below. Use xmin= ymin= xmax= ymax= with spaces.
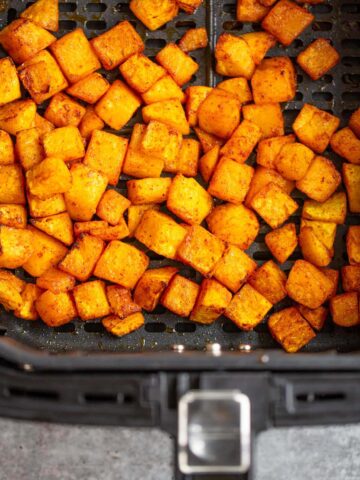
xmin=0 ymin=0 xmax=359 ymax=352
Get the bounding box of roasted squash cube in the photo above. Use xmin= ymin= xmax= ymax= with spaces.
xmin=130 ymin=0 xmax=178 ymax=31
xmin=142 ymin=75 xmax=185 ymax=105
xmin=166 ymin=138 xmax=200 ymax=176
xmin=261 ymin=0 xmax=314 ymax=46
xmin=208 ymin=157 xmax=254 ymax=204
xmin=0 ymin=277 xmax=23 ymax=310
xmin=296 ymin=155 xmax=341 ymax=203
xmin=0 ymin=57 xmax=21 ymax=106
xmin=0 ymin=204 xmax=27 ymax=228
xmin=292 ymin=104 xmax=340 ymax=154
xmin=59 ymin=234 xmax=104 ymax=281
xmin=44 ymin=93 xmax=86 ymax=128
xmin=20 ymin=0 xmax=59 ymax=32
xmin=299 ymin=226 xmax=332 ymax=268
xmin=242 ymin=31 xmax=276 ymax=65
xmin=317 ymin=267 xmax=339 ymax=296
xmin=141 ymin=120 xmax=182 ymax=166
xmin=0 ymin=99 xmax=36 ymax=135
xmin=343 ymin=163 xmax=360 ymax=214
xmin=300 ymin=219 xmax=336 ymax=251
xmin=120 ymin=53 xmax=166 ymax=93
xmin=349 ymin=107 xmax=360 ymax=138
xmin=167 ymin=175 xmax=212 ymax=225
xmin=275 ymin=142 xmax=314 ymax=181
xmin=286 ymin=259 xmax=333 ymax=309
xmin=207 ymin=203 xmax=259 ymax=249
xmin=35 ymin=113 xmax=54 ymax=137
xmin=94 ymin=240 xmax=149 ymax=289
xmin=217 ymin=77 xmax=252 ymax=104
xmin=16 ymin=128 xmax=44 ymax=171
xmin=161 ymin=274 xmax=199 ymax=317
xmin=73 ymin=280 xmax=110 ymax=320
xmin=65 ymin=163 xmax=108 ymax=221
xmin=198 ymin=89 xmax=240 ymax=139
xmin=248 ymin=260 xmax=287 ymax=304
xmin=106 ymin=285 xmax=141 ymax=319
xmin=259 ymin=0 xmax=277 ymax=6
xmin=0 ymin=18 xmax=55 ymax=64
xmin=225 ymin=283 xmax=272 ymax=330
xmin=36 ymin=267 xmax=76 ymax=293
xmin=84 ymin=130 xmax=128 ymax=185
xmin=102 ymin=312 xmax=145 ymax=337
xmin=50 ymin=28 xmax=100 ymax=83
xmin=79 ymin=107 xmax=104 ymax=140
xmin=212 ymin=244 xmax=257 ymax=293
xmin=28 ymin=192 xmax=66 ymax=218
xmin=297 ymin=38 xmax=340 ymax=81
xmin=73 ymin=221 xmax=108 ymax=237
xmin=251 ymin=57 xmax=296 ymax=104
xmin=250 ymin=182 xmax=298 ymax=229
xmin=0 ymin=129 xmax=15 ymax=165
xmin=156 ymin=43 xmax=198 ymax=87
xmin=36 ymin=290 xmax=77 ymax=327
xmin=43 ymin=125 xmax=85 ymax=162
xmin=331 ymin=127 xmax=360 ymax=165
xmin=194 ymin=127 xmax=224 ymax=153
xmin=0 ymin=226 xmax=33 ymax=268
xmin=265 ymin=223 xmax=297 ymax=264
xmin=128 ymin=204 xmax=160 ymax=237
xmin=199 ymin=145 xmax=220 ymax=183
xmin=133 ymin=266 xmax=178 ymax=312
xmin=0 ymin=165 xmax=25 ymax=204
xmin=135 ymin=210 xmax=187 ymax=259
xmin=66 ymin=72 xmax=109 ymax=104
xmin=91 ymin=21 xmax=144 ymax=70
xmin=177 ymin=0 xmax=203 ymax=13
xmin=347 ymin=226 xmax=360 ymax=265
xmin=23 ymin=226 xmax=67 ymax=277
xmin=342 ymin=266 xmax=360 ymax=293
xmin=30 ymin=212 xmax=74 ymax=246
xmin=96 ymin=190 xmax=130 ymax=226
xmin=26 ymin=157 xmax=71 ymax=199
xmin=297 ymin=304 xmax=327 ymax=331
xmin=85 ymin=220 xmax=130 ymax=242
xmin=14 ymin=284 xmax=42 ymax=320
xmin=215 ymin=33 xmax=255 ymax=79
xmin=220 ymin=119 xmax=262 ymax=164
xmin=177 ymin=225 xmax=225 ymax=276
xmin=237 ymin=0 xmax=270 ymax=22
xmin=268 ymin=307 xmax=316 ymax=352
xmin=0 ymin=269 xmax=25 ymax=294
xmin=302 ymin=192 xmax=346 ymax=224
xmin=18 ymin=50 xmax=68 ymax=105
xmin=179 ymin=27 xmax=208 ymax=53
xmin=242 ymin=103 xmax=284 ymax=140
xmin=142 ymin=99 xmax=189 ymax=135
xmin=190 ymin=278 xmax=232 ymax=324
xmin=185 ymin=86 xmax=212 ymax=127
xmin=257 ymin=134 xmax=295 ymax=169
xmin=127 ymin=177 xmax=171 ymax=204
xmin=330 ymin=292 xmax=359 ymax=327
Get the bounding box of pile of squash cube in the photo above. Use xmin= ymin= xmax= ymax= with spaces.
xmin=0 ymin=0 xmax=359 ymax=352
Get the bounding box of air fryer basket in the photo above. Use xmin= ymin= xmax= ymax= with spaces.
xmin=0 ymin=2 xmax=359 ymax=478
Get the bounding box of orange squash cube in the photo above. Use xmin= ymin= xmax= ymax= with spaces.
xmin=73 ymin=280 xmax=110 ymax=320
xmin=298 ymin=226 xmax=333 ymax=268
xmin=102 ymin=312 xmax=145 ymax=337
xmin=36 ymin=290 xmax=77 ymax=327
xmin=300 ymin=219 xmax=336 ymax=251
xmin=36 ymin=267 xmax=76 ymax=294
xmin=297 ymin=304 xmax=327 ymax=331
xmin=343 ymin=163 xmax=360 ymax=214
xmin=185 ymin=86 xmax=212 ymax=127
xmin=14 ymin=283 xmax=43 ymax=321
xmin=248 ymin=260 xmax=287 ymax=304
xmin=265 ymin=223 xmax=297 ymax=264
xmin=179 ymin=27 xmax=208 ymax=53
xmin=35 ymin=113 xmax=54 ymax=137
xmin=0 ymin=226 xmax=33 ymax=269
xmin=242 ymin=31 xmax=276 ymax=65
xmin=27 ymin=192 xmax=66 ymax=218
xmin=106 ymin=285 xmax=141 ymax=319
xmin=297 ymin=38 xmax=340 ymax=81
xmin=342 ymin=266 xmax=360 ymax=293
xmin=166 ymin=138 xmax=200 ymax=176
xmin=0 ymin=204 xmax=27 ymax=228
xmin=79 ymin=107 xmax=105 ymax=140
xmin=128 ymin=204 xmax=160 ymax=237
xmin=331 ymin=127 xmax=360 ymax=165
xmin=66 ymin=73 xmax=110 ymax=104
xmin=20 ymin=0 xmax=59 ymax=32
xmin=142 ymin=75 xmax=185 ymax=105
xmin=257 ymin=134 xmax=295 ymax=169
xmin=120 ymin=53 xmax=166 ymax=93
xmin=190 ymin=278 xmax=232 ymax=324
xmin=133 ymin=267 xmax=178 ymax=312
xmin=156 ymin=43 xmax=199 ymax=87
xmin=26 ymin=156 xmax=71 ymax=199
xmin=142 ymin=99 xmax=189 ymax=135
xmin=177 ymin=0 xmax=203 ymax=13
xmin=347 ymin=226 xmax=360 ymax=265
xmin=30 ymin=212 xmax=74 ymax=246
xmin=0 ymin=277 xmax=23 ymax=311
xmin=199 ymin=145 xmax=220 ymax=183
xmin=127 ymin=177 xmax=172 ymax=205
xmin=275 ymin=142 xmax=315 ymax=181
xmin=242 ymin=103 xmax=284 ymax=140
xmin=0 ymin=129 xmax=15 ymax=165
xmin=0 ymin=165 xmax=25 ymax=204
xmin=16 ymin=128 xmax=44 ymax=171
xmin=44 ymin=93 xmax=86 ymax=128
xmin=141 ymin=120 xmax=182 ymax=169
xmin=349 ymin=107 xmax=360 ymax=138
xmin=198 ymin=89 xmax=240 ymax=139
xmin=216 ymin=77 xmax=252 ymax=104
xmin=330 ymin=292 xmax=359 ymax=327
xmin=73 ymin=221 xmax=108 ymax=237
xmin=0 ymin=57 xmax=21 ymax=105
xmin=130 ymin=0 xmax=178 ymax=31
xmin=237 ymin=0 xmax=270 ymax=22
xmin=194 ymin=127 xmax=224 ymax=153
xmin=96 ymin=190 xmax=130 ymax=226
xmin=251 ymin=57 xmax=296 ymax=104
xmin=302 ymin=192 xmax=346 ymax=224
xmin=161 ymin=274 xmax=200 ymax=317
xmin=318 ymin=268 xmax=339 ymax=299
xmin=215 ymin=33 xmax=255 ymax=79
xmin=220 ymin=119 xmax=262 ymax=163
xmin=43 ymin=125 xmax=85 ymax=162
xmin=0 ymin=99 xmax=36 ymax=135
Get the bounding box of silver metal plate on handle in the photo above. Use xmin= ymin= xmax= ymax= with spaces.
xmin=178 ymin=390 xmax=251 ymax=474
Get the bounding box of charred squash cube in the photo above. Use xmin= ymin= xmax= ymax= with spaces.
xmin=343 ymin=164 xmax=360 ymax=214
xmin=0 ymin=226 xmax=33 ymax=269
xmin=94 ymin=240 xmax=149 ymax=289
xmin=135 ymin=210 xmax=187 ymax=259
xmin=347 ymin=226 xmax=360 ymax=265
xmin=36 ymin=290 xmax=77 ymax=327
xmin=220 ymin=119 xmax=262 ymax=163
xmin=268 ymin=307 xmax=316 ymax=353
xmin=73 ymin=280 xmax=110 ymax=320
xmin=102 ymin=312 xmax=145 ymax=337
xmin=16 ymin=128 xmax=44 ymax=171
xmin=91 ymin=21 xmax=144 ymax=70
xmin=302 ymin=192 xmax=347 ymax=224
xmin=130 ymin=0 xmax=178 ymax=31
xmin=120 ymin=54 xmax=166 ymax=93
xmin=26 ymin=156 xmax=71 ymax=199
xmin=265 ymin=223 xmax=297 ymax=264
xmin=225 ymin=283 xmax=272 ymax=330
xmin=84 ymin=130 xmax=128 ymax=185
xmin=0 ymin=99 xmax=36 ymax=135
xmin=286 ymin=259 xmax=333 ymax=309
xmin=248 ymin=260 xmax=287 ymax=304
xmin=177 ymin=225 xmax=225 ymax=276
xmin=242 ymin=103 xmax=284 ymax=140
xmin=257 ymin=134 xmax=295 ymax=169
xmin=156 ymin=43 xmax=199 ymax=86
xmin=207 ymin=203 xmax=259 ymax=250
xmin=0 ymin=57 xmax=21 ymax=105
xmin=261 ymin=0 xmax=314 ymax=46
xmin=212 ymin=244 xmax=257 ymax=293
xmin=106 ymin=285 xmax=141 ymax=319
xmin=342 ymin=266 xmax=360 ymax=293
xmin=190 ymin=278 xmax=232 ymax=324
xmin=59 ymin=234 xmax=104 ymax=281
xmin=331 ymin=127 xmax=360 ymax=165
xmin=161 ymin=274 xmax=199 ymax=317
xmin=43 ymin=125 xmax=85 ymax=162
xmin=292 ymin=104 xmax=340 ymax=154
xmin=167 ymin=175 xmax=212 ymax=225
xmin=96 ymin=190 xmax=130 ymax=226
xmin=297 ymin=38 xmax=340 ymax=81
xmin=215 ymin=33 xmax=255 ymax=79
xmin=44 ymin=93 xmax=86 ymax=128
xmin=50 ymin=28 xmax=100 ymax=83
xmin=127 ymin=177 xmax=172 ymax=204
xmin=66 ymin=72 xmax=110 ymax=104
xmin=330 ymin=292 xmax=359 ymax=327
xmin=177 ymin=0 xmax=203 ymax=13
xmin=198 ymin=89 xmax=240 ymax=139
xmin=133 ymin=266 xmax=178 ymax=312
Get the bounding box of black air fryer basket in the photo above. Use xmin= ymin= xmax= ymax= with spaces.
xmin=0 ymin=0 xmax=359 ymax=478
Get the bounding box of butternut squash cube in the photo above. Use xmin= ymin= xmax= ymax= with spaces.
xmin=127 ymin=177 xmax=171 ymax=205
xmin=0 ymin=129 xmax=15 ymax=165
xmin=257 ymin=134 xmax=295 ymax=169
xmin=161 ymin=274 xmax=199 ymax=317
xmin=237 ymin=0 xmax=270 ymax=22
xmin=130 ymin=0 xmax=178 ymax=31
xmin=342 ymin=265 xmax=360 ymax=293
xmin=96 ymin=190 xmax=130 ymax=226
xmin=59 ymin=234 xmax=104 ymax=281
xmin=343 ymin=163 xmax=360 ymax=213
xmin=247 ymin=166 xmax=295 ymax=210
xmin=30 ymin=212 xmax=74 ymax=246
xmin=330 ymin=292 xmax=359 ymax=327
xmin=297 ymin=304 xmax=327 ymax=331
xmin=142 ymin=99 xmax=189 ymax=135
xmin=242 ymin=31 xmax=276 ymax=65
xmin=331 ymin=127 xmax=360 ymax=165
xmin=102 ymin=312 xmax=145 ymax=337
xmin=220 ymin=119 xmax=262 ymax=163
xmin=20 ymin=0 xmax=59 ymax=32
xmin=321 ymin=268 xmax=339 ymax=299
xmin=302 ymin=192 xmax=347 ymax=224
xmin=185 ymin=86 xmax=212 ymax=127
xmin=0 ymin=204 xmax=27 ymax=228
xmin=133 ymin=267 xmax=178 ymax=312
xmin=35 ymin=113 xmax=54 ymax=137
xmin=120 ymin=54 xmax=166 ymax=93
xmin=0 ymin=99 xmax=36 ymax=135
xmin=43 ymin=125 xmax=85 ymax=162
xmin=44 ymin=93 xmax=86 ymax=128
xmin=190 ymin=278 xmax=232 ymax=324
xmin=248 ymin=260 xmax=287 ymax=304
xmin=14 ymin=284 xmax=42 ymax=320
xmin=156 ymin=43 xmax=199 ymax=87
xmin=36 ymin=267 xmax=76 ymax=293
xmin=300 ymin=219 xmax=336 ymax=251
xmin=73 ymin=221 xmax=108 ymax=237
xmin=141 ymin=120 xmax=182 ymax=167
xmin=142 ymin=75 xmax=185 ymax=105
xmin=199 ymin=145 xmax=220 ymax=183
xmin=79 ymin=107 xmax=105 ymax=140
xmin=347 ymin=226 xmax=360 ymax=265
xmin=0 ymin=57 xmax=21 ymax=105
xmin=215 ymin=33 xmax=255 ymax=79
xmin=177 ymin=0 xmax=203 ymax=13
xmin=216 ymin=77 xmax=252 ymax=104
xmin=299 ymin=226 xmax=333 ymax=268
xmin=297 ymin=38 xmax=340 ymax=81
xmin=194 ymin=127 xmax=224 ymax=153
xmin=16 ymin=128 xmax=44 ymax=171
xmin=349 ymin=107 xmax=360 ymax=138
xmin=73 ymin=280 xmax=110 ymax=320
xmin=0 ymin=277 xmax=23 ymax=310
xmin=242 ymin=103 xmax=284 ymax=140
xmin=107 ymin=285 xmax=141 ymax=319
xmin=128 ymin=204 xmax=160 ymax=237
xmin=26 ymin=157 xmax=71 ymax=199
xmin=36 ymin=290 xmax=77 ymax=327
xmin=66 ymin=73 xmax=109 ymax=104
xmin=0 ymin=165 xmax=25 ymax=204
xmin=0 ymin=226 xmax=33 ymax=268
xmin=179 ymin=27 xmax=208 ymax=53
xmin=198 ymin=89 xmax=240 ymax=139
xmin=165 ymin=138 xmax=200 ymax=176
xmin=27 ymin=193 xmax=66 ymax=218
xmin=275 ymin=142 xmax=314 ymax=181
xmin=265 ymin=223 xmax=297 ymax=264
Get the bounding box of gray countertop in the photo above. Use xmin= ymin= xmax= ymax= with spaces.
xmin=0 ymin=419 xmax=359 ymax=480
